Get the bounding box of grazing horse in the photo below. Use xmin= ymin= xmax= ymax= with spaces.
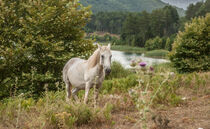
xmin=63 ymin=44 xmax=112 ymax=104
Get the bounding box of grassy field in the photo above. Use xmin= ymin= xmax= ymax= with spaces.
xmin=145 ymin=49 xmax=169 ymax=59
xmin=1 ymin=62 xmax=210 ymax=129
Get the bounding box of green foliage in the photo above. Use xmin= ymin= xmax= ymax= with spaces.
xmin=169 ymin=14 xmax=210 ymax=73
xmin=87 ymin=33 xmax=119 ymax=43
xmin=102 ymin=74 xmax=138 ymax=94
xmin=103 ymin=103 xmax=114 ymax=120
xmin=121 ymin=6 xmax=179 ymax=47
xmin=186 ymin=0 xmax=210 ymax=20
xmin=0 ymin=63 xmax=209 ymax=128
xmin=151 ymin=74 xmax=183 ymax=105
xmin=0 ymin=0 xmax=94 ymax=99
xmin=145 ymin=50 xmax=169 ymax=58
xmin=145 ymin=36 xmax=164 ymax=50
xmin=165 ymin=34 xmax=176 ymax=51
xmin=86 ymin=12 xmax=129 ymax=34
xmin=81 ymin=0 xmax=166 ymax=13
xmin=0 ymin=91 xmax=110 ymax=128
xmin=105 ymin=61 xmax=132 ymax=80
xmin=65 ymin=104 xmax=93 ymax=125
xmin=170 ymin=14 xmax=210 ymax=72
xmin=121 ymin=11 xmax=152 ymax=47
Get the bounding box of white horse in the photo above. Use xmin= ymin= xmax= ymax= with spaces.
xmin=63 ymin=44 xmax=112 ymax=104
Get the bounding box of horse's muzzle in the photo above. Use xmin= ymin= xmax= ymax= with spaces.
xmin=105 ymin=68 xmax=111 ymax=75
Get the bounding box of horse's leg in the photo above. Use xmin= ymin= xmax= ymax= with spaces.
xmin=84 ymin=81 xmax=91 ymax=104
xmin=72 ymin=88 xmax=79 ymax=101
xmin=94 ymin=83 xmax=101 ymax=104
xmin=65 ymin=82 xmax=72 ymax=102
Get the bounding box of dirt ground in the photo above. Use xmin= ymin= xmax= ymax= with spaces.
xmin=78 ymin=86 xmax=210 ymax=129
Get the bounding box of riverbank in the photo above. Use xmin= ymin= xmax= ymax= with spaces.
xmin=111 ymin=45 xmax=146 ymax=54
xmin=145 ymin=49 xmax=169 ymax=59
xmin=110 ymin=44 xmax=169 ymax=59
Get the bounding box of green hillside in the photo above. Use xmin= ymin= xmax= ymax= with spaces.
xmin=80 ymin=0 xmax=185 ymax=16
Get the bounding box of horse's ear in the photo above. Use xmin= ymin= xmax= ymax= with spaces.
xmin=97 ymin=43 xmax=101 ymax=49
xmin=107 ymin=43 xmax=111 ymax=49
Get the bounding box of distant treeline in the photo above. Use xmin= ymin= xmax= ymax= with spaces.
xmin=186 ymin=0 xmax=210 ymax=20
xmin=86 ymin=5 xmax=179 ymax=48
xmin=86 ymin=12 xmax=128 ymax=34
xmin=86 ymin=0 xmax=210 ymax=48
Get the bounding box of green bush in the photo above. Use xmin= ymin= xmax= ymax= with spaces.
xmin=105 ymin=61 xmax=132 ymax=80
xmin=0 ymin=0 xmax=94 ymax=99
xmin=102 ymin=74 xmax=138 ymax=94
xmin=169 ymin=13 xmax=210 ymax=73
xmin=165 ymin=34 xmax=176 ymax=51
xmin=65 ymin=104 xmax=93 ymax=125
xmin=87 ymin=33 xmax=119 ymax=43
xmin=145 ymin=36 xmax=164 ymax=50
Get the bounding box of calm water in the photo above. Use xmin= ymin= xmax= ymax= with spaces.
xmin=111 ymin=50 xmax=169 ymax=68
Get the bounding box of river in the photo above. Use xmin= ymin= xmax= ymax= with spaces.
xmin=111 ymin=50 xmax=169 ymax=68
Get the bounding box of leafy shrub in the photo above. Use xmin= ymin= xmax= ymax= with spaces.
xmin=65 ymin=104 xmax=93 ymax=125
xmin=105 ymin=61 xmax=132 ymax=80
xmin=103 ymin=103 xmax=114 ymax=120
xmin=0 ymin=0 xmax=94 ymax=99
xmin=169 ymin=13 xmax=210 ymax=73
xmin=165 ymin=34 xmax=176 ymax=51
xmin=102 ymin=74 xmax=138 ymax=94
xmin=145 ymin=36 xmax=164 ymax=50
xmin=87 ymin=33 xmax=119 ymax=43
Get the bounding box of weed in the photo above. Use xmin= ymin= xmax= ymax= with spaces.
xmin=103 ymin=103 xmax=114 ymax=120
xmin=106 ymin=61 xmax=133 ymax=80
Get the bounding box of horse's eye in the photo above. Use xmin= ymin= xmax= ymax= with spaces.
xmin=110 ymin=55 xmax=112 ymax=58
xmin=101 ymin=55 xmax=104 ymax=59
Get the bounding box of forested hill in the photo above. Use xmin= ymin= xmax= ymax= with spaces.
xmin=161 ymin=0 xmax=202 ymax=10
xmin=80 ymin=0 xmax=185 ymax=16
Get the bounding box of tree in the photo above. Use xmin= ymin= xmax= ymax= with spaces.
xmin=0 ymin=0 xmax=94 ymax=99
xmin=186 ymin=0 xmax=210 ymax=20
xmin=120 ymin=5 xmax=179 ymax=47
xmin=145 ymin=36 xmax=164 ymax=50
xmin=86 ymin=12 xmax=128 ymax=34
xmin=169 ymin=13 xmax=210 ymax=73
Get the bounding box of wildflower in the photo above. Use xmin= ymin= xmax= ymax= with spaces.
xmin=149 ymin=66 xmax=154 ymax=71
xmin=130 ymin=60 xmax=136 ymax=67
xmin=139 ymin=62 xmax=146 ymax=67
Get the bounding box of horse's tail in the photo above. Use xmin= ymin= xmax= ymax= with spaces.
xmin=62 ymin=60 xmax=71 ymax=84
xmin=63 ymin=59 xmax=74 ymax=101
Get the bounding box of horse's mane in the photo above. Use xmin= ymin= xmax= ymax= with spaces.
xmin=87 ymin=48 xmax=100 ymax=69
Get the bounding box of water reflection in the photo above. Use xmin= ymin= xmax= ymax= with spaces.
xmin=111 ymin=50 xmax=169 ymax=68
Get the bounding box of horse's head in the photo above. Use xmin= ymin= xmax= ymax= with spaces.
xmin=98 ymin=44 xmax=112 ymax=75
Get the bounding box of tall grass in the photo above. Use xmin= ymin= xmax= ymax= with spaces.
xmin=0 ymin=91 xmax=116 ymax=129
xmin=105 ymin=61 xmax=133 ymax=80
xmin=0 ymin=62 xmax=209 ymax=128
xmin=145 ymin=49 xmax=169 ymax=58
xmin=129 ymin=63 xmax=210 ymax=128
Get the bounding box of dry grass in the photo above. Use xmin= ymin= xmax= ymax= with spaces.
xmin=0 ymin=67 xmax=209 ymax=129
